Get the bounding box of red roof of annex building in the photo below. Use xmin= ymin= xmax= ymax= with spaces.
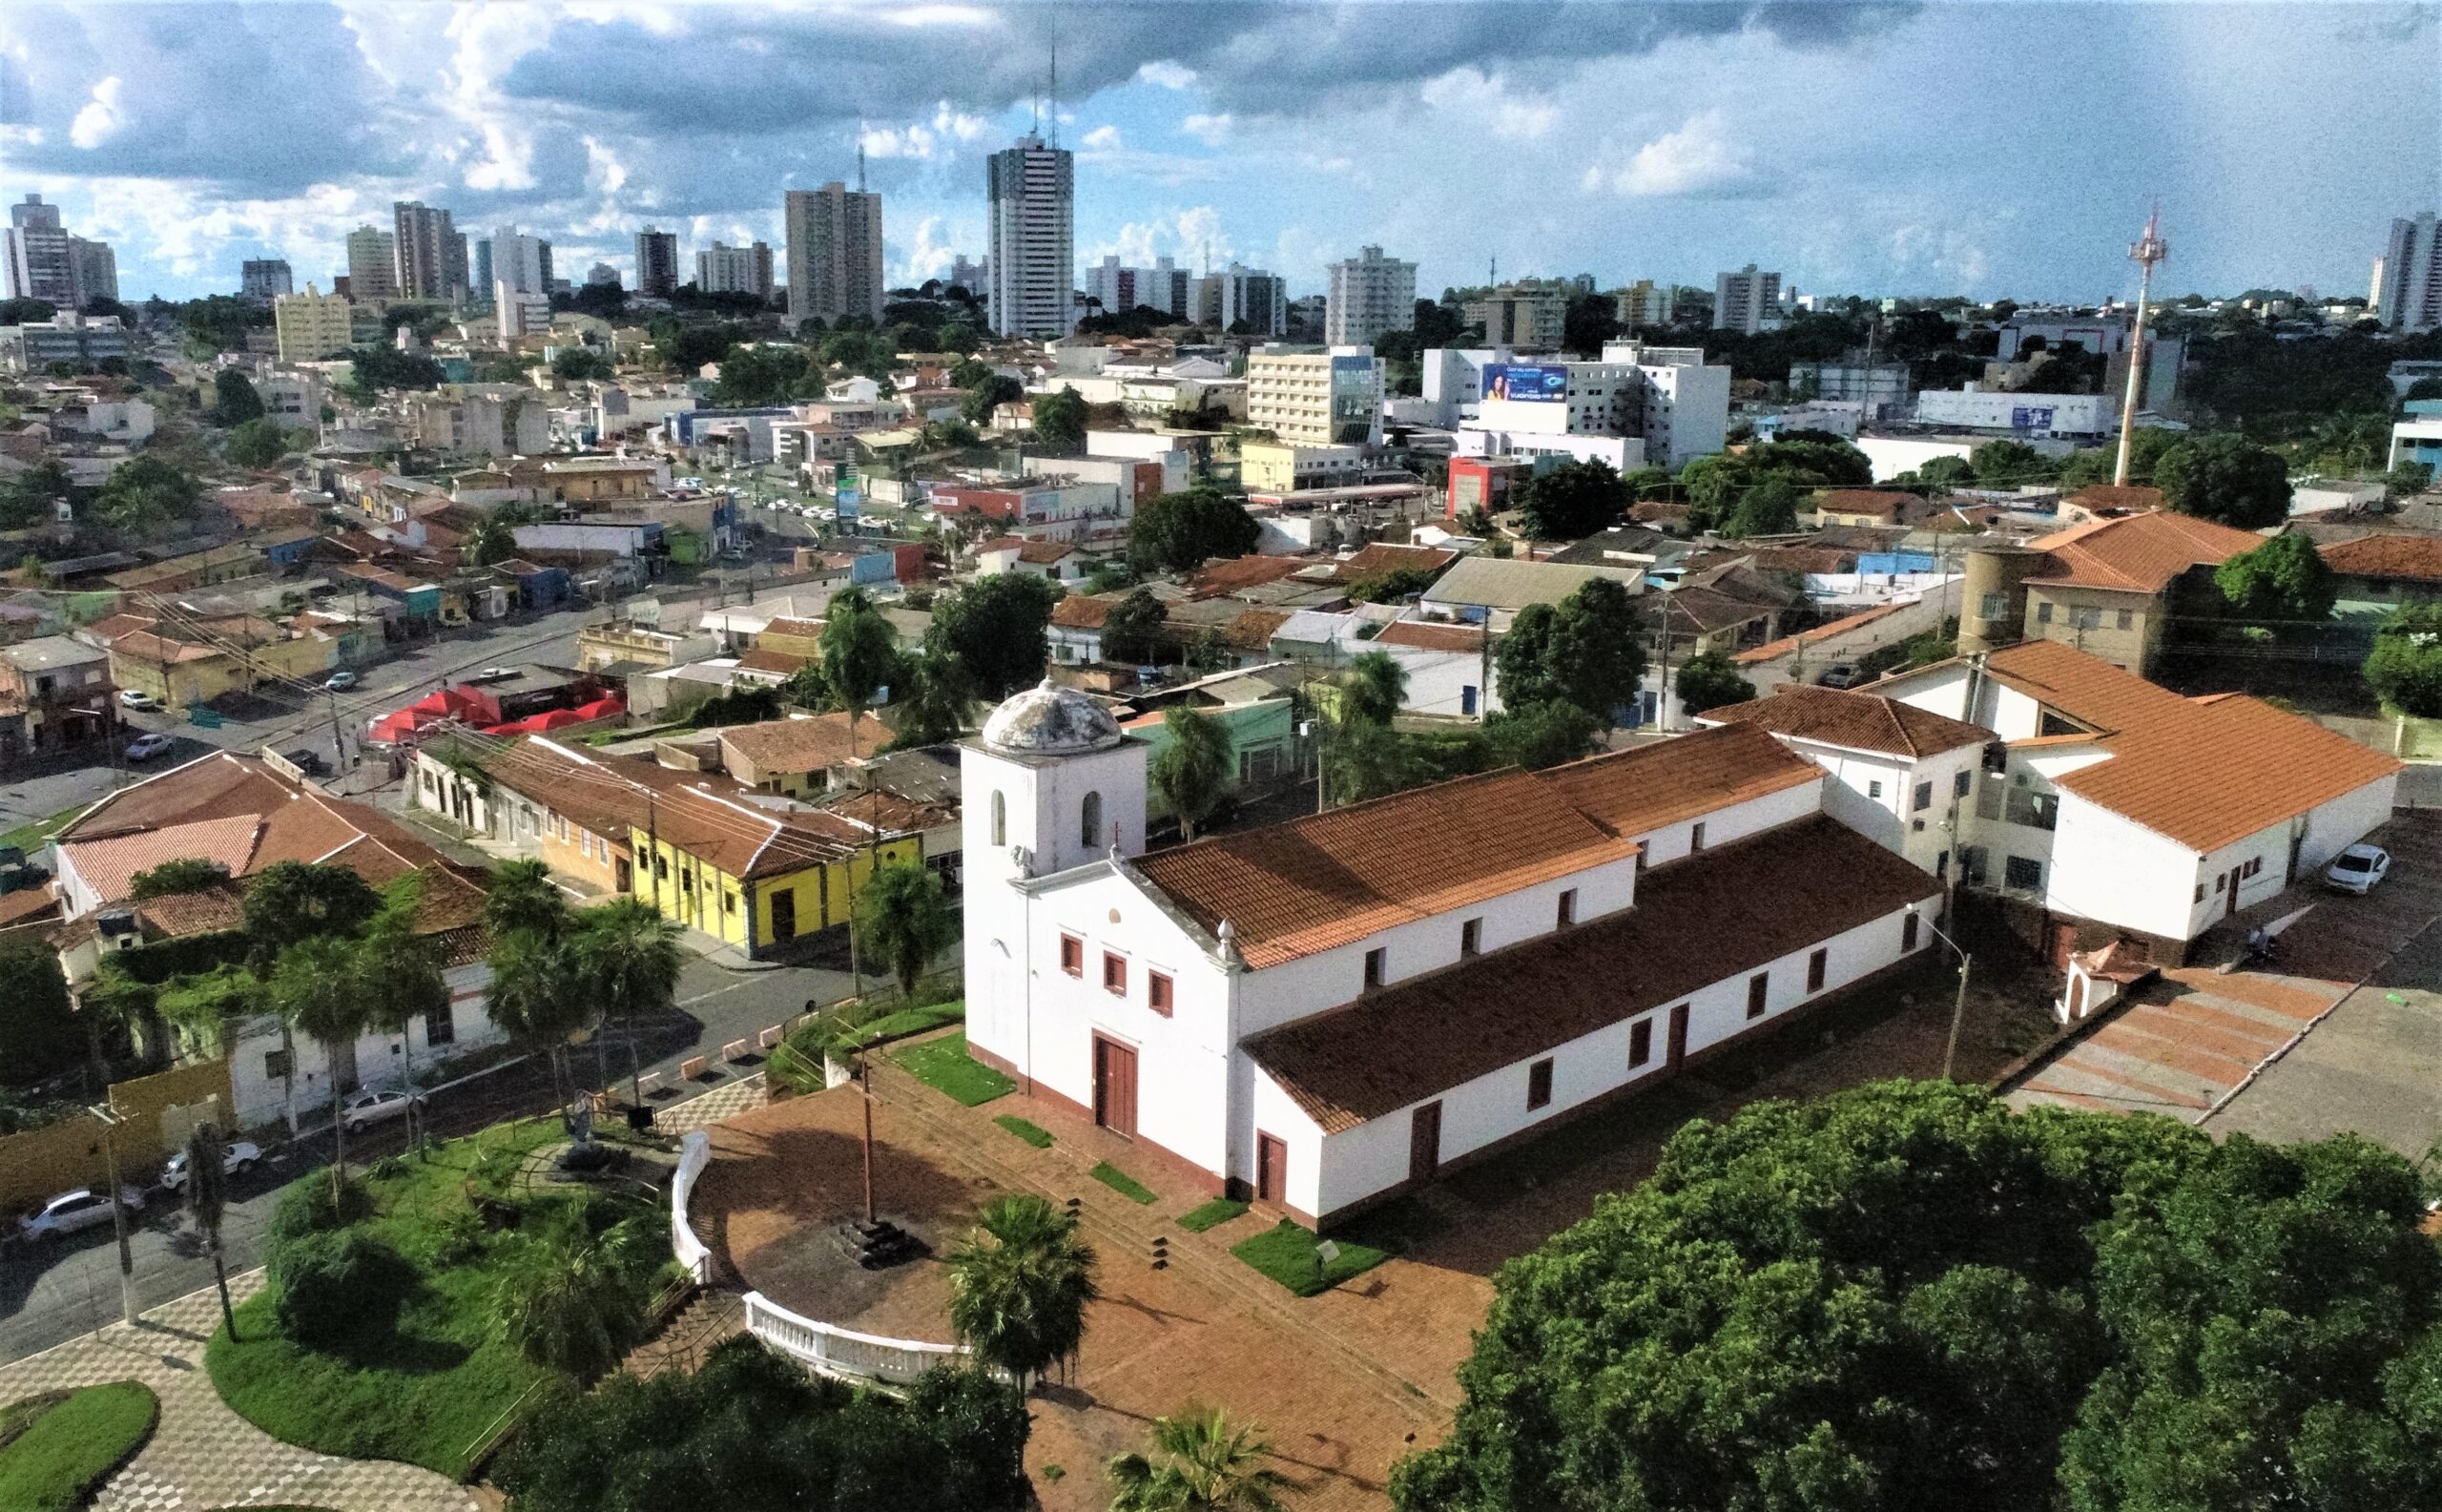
xmin=2023 ymin=509 xmax=2266 ymax=594
xmin=1245 ymin=814 xmax=1939 ymax=1133
xmin=2316 ymin=533 xmax=2442 ymax=584
xmin=1706 ymin=684 xmax=1992 ymax=758
xmin=1129 ymin=722 xmax=1819 ymax=970
xmin=1978 ymin=639 xmax=2401 ymax=853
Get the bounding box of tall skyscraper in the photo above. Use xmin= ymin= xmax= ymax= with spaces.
xmin=67 ymin=238 xmax=116 ymax=304
xmin=4 ymin=196 xmax=77 ymax=305
xmin=392 ymin=201 xmax=469 ymax=303
xmin=1193 ymin=262 xmax=1288 ymax=336
xmin=696 ymin=241 xmax=775 ymax=300
xmin=1712 ymin=264 xmax=1783 ymax=335
xmin=784 ymin=183 xmax=884 ymax=329
xmin=1083 ymin=255 xmax=1190 ymax=319
xmin=635 ymin=227 xmax=679 ymax=298
xmin=1326 ymin=244 xmax=1417 ymax=347
xmin=344 ymin=225 xmax=398 ymax=305
xmin=241 ymin=259 xmax=294 ymax=300
xmin=489 ymin=225 xmax=552 ymax=340
xmin=987 ymin=134 xmax=1074 ymax=339
xmin=949 ymin=255 xmax=989 ymax=299
xmin=2374 ymin=212 xmax=2441 ymax=334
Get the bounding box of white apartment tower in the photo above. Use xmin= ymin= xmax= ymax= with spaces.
xmin=2374 ymin=213 xmax=2441 ymax=334
xmin=1713 ymin=264 xmax=1782 ymax=335
xmin=344 ymin=225 xmax=399 ymax=305
xmin=1084 ymin=255 xmax=1190 ymax=320
xmin=785 ymin=183 xmax=885 ymax=329
xmin=697 ymin=241 xmax=775 ymax=300
xmin=1615 ymin=280 xmax=1676 ymax=328
xmin=489 ymin=225 xmax=552 ymax=341
xmin=635 ymin=227 xmax=680 ymax=298
xmin=3 ymin=196 xmax=73 ymax=305
xmin=1326 ymin=244 xmax=1417 ymax=347
xmin=988 ymin=134 xmax=1076 ymax=339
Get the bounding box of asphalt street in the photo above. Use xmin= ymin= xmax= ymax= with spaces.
xmin=0 ymin=949 xmax=854 ymax=1364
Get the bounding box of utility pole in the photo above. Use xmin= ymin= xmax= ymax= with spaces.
xmin=2114 ymin=207 xmax=2169 ymax=487
xmin=91 ymin=1103 xmax=135 ymax=1324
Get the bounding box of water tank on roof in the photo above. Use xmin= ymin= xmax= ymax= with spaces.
xmin=1958 ymin=545 xmax=2046 ymax=656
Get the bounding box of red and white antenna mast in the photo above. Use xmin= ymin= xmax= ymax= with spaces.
xmin=2114 ymin=205 xmax=2169 ymax=487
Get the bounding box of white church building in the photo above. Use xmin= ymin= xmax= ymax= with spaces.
xmin=960 ymin=682 xmax=1941 ymax=1230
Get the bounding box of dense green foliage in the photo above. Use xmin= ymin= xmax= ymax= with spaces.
xmin=495 ymin=1336 xmax=1030 ymax=1512
xmin=2363 ymin=603 xmax=2442 ymax=718
xmin=0 ymin=942 xmax=78 ymax=1084
xmin=1149 ymin=702 xmax=1235 ymax=840
xmin=210 ymin=367 xmax=265 ymax=426
xmin=1101 ymin=588 xmax=1171 ymax=665
xmin=1483 ymin=700 xmax=1602 ymax=769
xmin=549 ymin=347 xmax=614 ymax=382
xmin=223 ymin=418 xmax=292 ymax=468
xmin=1108 ymin=1407 xmax=1294 ymax=1512
xmin=1394 ymin=1080 xmax=2442 ymax=1512
xmin=341 ymin=343 xmax=445 ymax=402
xmin=855 ymin=860 xmax=958 ymax=1001
xmin=1130 ymin=485 xmax=1263 ymax=574
xmin=1495 ymin=577 xmax=1645 ymax=727
xmin=0 ymin=1381 xmax=158 ymax=1512
xmin=269 ymin=1228 xmax=410 ymax=1347
xmin=2158 ymin=431 xmax=2292 ymax=528
xmin=1672 ymin=650 xmax=1758 ymax=715
xmin=2215 ymin=532 xmax=2336 ymax=625
xmin=1030 ymin=384 xmax=1088 ymax=452
xmin=925 ymin=572 xmax=1060 ymax=698
xmin=91 ymin=455 xmax=202 ymax=534
xmin=1515 ymin=458 xmax=1627 ymax=541
xmin=945 ymin=1193 xmax=1099 ymax=1391
xmin=1679 ymin=435 xmax=1873 ymax=536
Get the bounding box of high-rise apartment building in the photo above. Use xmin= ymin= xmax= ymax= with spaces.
xmin=273 ymin=285 xmax=357 ymax=362
xmin=949 ymin=255 xmax=989 ymax=298
xmin=1614 ymin=280 xmax=1676 ymax=328
xmin=241 ymin=259 xmax=295 ymax=300
xmin=785 ymin=183 xmax=884 ymax=329
xmin=1463 ymin=285 xmax=1569 ymax=349
xmin=344 ymin=225 xmax=398 ymax=305
xmin=1194 ymin=262 xmax=1288 ymax=336
xmin=987 ymin=135 xmax=1074 ymax=339
xmin=3 ymin=196 xmax=103 ymax=307
xmin=1247 ymin=344 xmax=1383 ymax=448
xmin=696 ymin=241 xmax=775 ymax=300
xmin=1326 ymin=244 xmax=1417 ymax=347
xmin=2374 ymin=212 xmax=2442 ymax=334
xmin=586 ymin=262 xmax=620 ymax=289
xmin=1712 ymin=264 xmax=1782 ymax=335
xmin=392 ymin=201 xmax=469 ymax=303
xmin=487 ymin=225 xmax=552 ymax=340
xmin=635 ymin=227 xmax=679 ymax=298
xmin=1083 ymin=255 xmax=1190 ymax=319
xmin=67 ymin=238 xmax=116 ymax=304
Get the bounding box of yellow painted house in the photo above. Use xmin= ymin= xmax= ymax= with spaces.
xmin=628 ymin=784 xmax=922 ymax=956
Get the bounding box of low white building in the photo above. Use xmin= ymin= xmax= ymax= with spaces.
xmin=959 ymin=687 xmax=1939 ymax=1229
xmin=1912 ymin=388 xmax=2113 ymax=438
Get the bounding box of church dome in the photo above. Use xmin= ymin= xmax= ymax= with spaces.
xmin=981 ymin=680 xmax=1125 ymax=756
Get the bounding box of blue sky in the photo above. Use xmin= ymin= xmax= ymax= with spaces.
xmin=4 ymin=2 xmax=2436 ymax=306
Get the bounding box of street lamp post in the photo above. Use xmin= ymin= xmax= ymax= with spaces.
xmin=1908 ymin=906 xmax=1976 ymax=1082
xmin=89 ymin=1104 xmax=136 ymax=1325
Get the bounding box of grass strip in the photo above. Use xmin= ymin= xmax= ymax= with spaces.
xmin=888 ymin=1030 xmax=1013 ymax=1107
xmin=1176 ymin=1197 xmax=1250 ymax=1233
xmin=993 ymin=1114 xmax=1053 ymax=1149
xmin=0 ymin=1380 xmax=157 ymax=1512
xmin=1231 ymin=1219 xmax=1391 ymax=1297
xmin=1090 ymin=1161 xmax=1157 ymax=1205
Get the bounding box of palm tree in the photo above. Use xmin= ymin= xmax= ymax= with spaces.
xmin=182 ymin=1120 xmax=239 ymax=1342
xmin=486 ymin=929 xmax=591 ymax=1105
xmin=269 ymin=934 xmax=368 ymax=1201
xmin=486 ymin=858 xmax=570 ymax=941
xmin=573 ymin=898 xmax=685 ymax=1105
xmin=491 ymin=1218 xmax=644 ymax=1378
xmin=1107 ymin=1407 xmax=1294 ymax=1512
xmin=889 ymin=647 xmax=976 ymax=748
xmin=853 ymin=860 xmax=956 ymax=1001
xmin=463 ymin=515 xmax=515 ymax=569
xmin=359 ymin=877 xmax=447 ymax=1148
xmin=1338 ymin=651 xmax=1408 ymax=729
xmin=820 ymin=587 xmax=900 ymax=763
xmin=944 ymin=1193 xmax=1099 ymax=1394
xmin=1150 ymin=703 xmax=1234 ymax=842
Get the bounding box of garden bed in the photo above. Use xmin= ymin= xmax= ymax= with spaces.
xmin=889 ymin=1030 xmax=1013 ymax=1107
xmin=206 ymin=1117 xmax=670 ymax=1479
xmin=0 ymin=1379 xmax=158 ymax=1512
xmin=1231 ymin=1219 xmax=1391 ymax=1296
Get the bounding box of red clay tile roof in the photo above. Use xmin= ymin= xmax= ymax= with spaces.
xmin=759 ymin=617 xmax=825 ymax=640
xmin=1371 ymin=620 xmax=1485 ymax=652
xmin=1051 ymin=594 xmax=1122 ymax=630
xmin=1132 ymin=769 xmax=1639 ymax=970
xmin=1018 ymin=540 xmax=1081 ymax=565
xmin=1187 ymin=553 xmax=1311 ymax=600
xmin=734 ymin=648 xmax=812 ymax=676
xmin=1245 ymin=815 xmax=1940 ymax=1132
xmin=0 ymin=882 xmax=61 ymax=931
xmin=1331 ymin=543 xmax=1458 ymax=583
xmin=715 ymin=712 xmax=894 ymax=776
xmin=1732 ymin=603 xmax=1904 ymax=666
xmin=2066 ymin=484 xmax=2167 ymax=513
xmin=1222 ymin=607 xmax=1293 ymax=652
xmin=2316 ymin=533 xmax=2442 ymax=585
xmin=2026 ymin=510 xmax=2265 ymax=594
xmin=1532 ymin=722 xmax=1821 ymax=839
xmin=1706 ymin=685 xmax=1992 ymax=758
xmin=1981 ymin=639 xmax=2401 ymax=852
xmin=1814 ymin=489 xmax=1920 ymax=521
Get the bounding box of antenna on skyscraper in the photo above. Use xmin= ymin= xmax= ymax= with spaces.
xmin=1047 ymin=37 xmax=1061 ymax=147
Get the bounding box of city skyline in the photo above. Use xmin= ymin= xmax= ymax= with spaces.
xmin=3 ymin=2 xmax=2436 ymax=306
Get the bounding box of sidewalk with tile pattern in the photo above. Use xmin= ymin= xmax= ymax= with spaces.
xmin=0 ymin=1271 xmax=477 ymax=1512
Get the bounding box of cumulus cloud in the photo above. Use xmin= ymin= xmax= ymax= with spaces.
xmin=1583 ymin=111 xmax=1760 ymax=197
xmin=1088 ymin=205 xmax=1232 ymax=270
xmin=1135 ymin=59 xmax=1196 ymax=90
xmin=1418 ymin=67 xmax=1555 ymax=140
xmin=1181 ymin=112 xmax=1233 ymax=145
xmin=1081 ymin=124 xmax=1124 ymax=152
xmin=68 ymin=74 xmax=121 ymax=149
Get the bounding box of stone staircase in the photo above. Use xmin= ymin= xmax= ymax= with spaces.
xmin=620 ymin=1287 xmax=745 ymax=1379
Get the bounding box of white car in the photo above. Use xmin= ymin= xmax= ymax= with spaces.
xmin=341 ymin=1087 xmax=424 ymax=1133
xmin=17 ymin=1187 xmax=146 ymax=1243
xmin=117 ymin=689 xmax=160 ymax=711
xmin=2326 ymin=843 xmax=2392 ymax=895
xmin=125 ymin=733 xmax=175 ymax=761
xmin=158 ymin=1139 xmax=262 ymax=1191
xmin=323 ymin=671 xmax=359 ymax=692
xmin=474 ymin=667 xmax=520 ymax=683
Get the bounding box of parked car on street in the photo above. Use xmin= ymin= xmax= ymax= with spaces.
xmin=2326 ymin=843 xmax=2392 ymax=895
xmin=125 ymin=733 xmax=175 ymax=761
xmin=341 ymin=1087 xmax=424 ymax=1133
xmin=1817 ymin=664 xmax=1866 ymax=690
xmin=159 ymin=1139 xmax=262 ymax=1191
xmin=16 ymin=1187 xmax=145 ymax=1244
xmin=118 ymin=689 xmax=160 ymax=711
xmin=323 ymin=671 xmax=359 ymax=691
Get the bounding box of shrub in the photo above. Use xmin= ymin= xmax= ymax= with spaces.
xmin=269 ymin=1229 xmax=405 ymax=1347
xmin=264 ymin=1170 xmax=372 ymax=1250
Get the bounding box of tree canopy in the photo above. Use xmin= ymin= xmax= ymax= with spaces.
xmin=2215 ymin=532 xmax=2335 ymax=625
xmin=2158 ymin=431 xmax=2292 ymax=528
xmin=1494 ymin=577 xmax=1645 ymax=727
xmin=1515 ymin=459 xmax=1627 ymax=541
xmin=1395 ymin=1079 xmax=2442 ymax=1512
xmin=1673 ymin=649 xmax=1758 ymax=715
xmin=1129 ymin=485 xmax=1263 ymax=575
xmin=210 ymin=368 xmax=265 ymax=427
xmin=1101 ymin=589 xmax=1170 ymax=665
xmin=1149 ymin=702 xmax=1234 ymax=840
xmin=1030 ymin=385 xmax=1088 ymax=453
xmin=91 ymin=455 xmax=201 ymax=535
xmin=2363 ymin=602 xmax=2442 ymax=717
xmin=925 ymin=573 xmax=1059 ymax=698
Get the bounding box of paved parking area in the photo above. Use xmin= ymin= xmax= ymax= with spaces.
xmin=2009 ymin=813 xmax=2442 ymax=1122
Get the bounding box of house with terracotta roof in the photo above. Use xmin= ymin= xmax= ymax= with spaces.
xmin=716 ymin=712 xmax=896 ymax=797
xmin=2317 ymin=532 xmax=2442 ymax=614
xmin=1873 ymin=639 xmax=2400 ymax=962
xmin=1997 ymin=510 xmax=2266 ymax=673
xmin=1811 ymin=489 xmax=1928 ymax=528
xmin=959 ymin=684 xmax=1938 ymax=1229
xmin=1701 ymin=685 xmax=1991 ymax=873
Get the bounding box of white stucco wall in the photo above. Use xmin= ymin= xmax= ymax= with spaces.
xmin=1625 ymin=774 xmax=1823 ymax=869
